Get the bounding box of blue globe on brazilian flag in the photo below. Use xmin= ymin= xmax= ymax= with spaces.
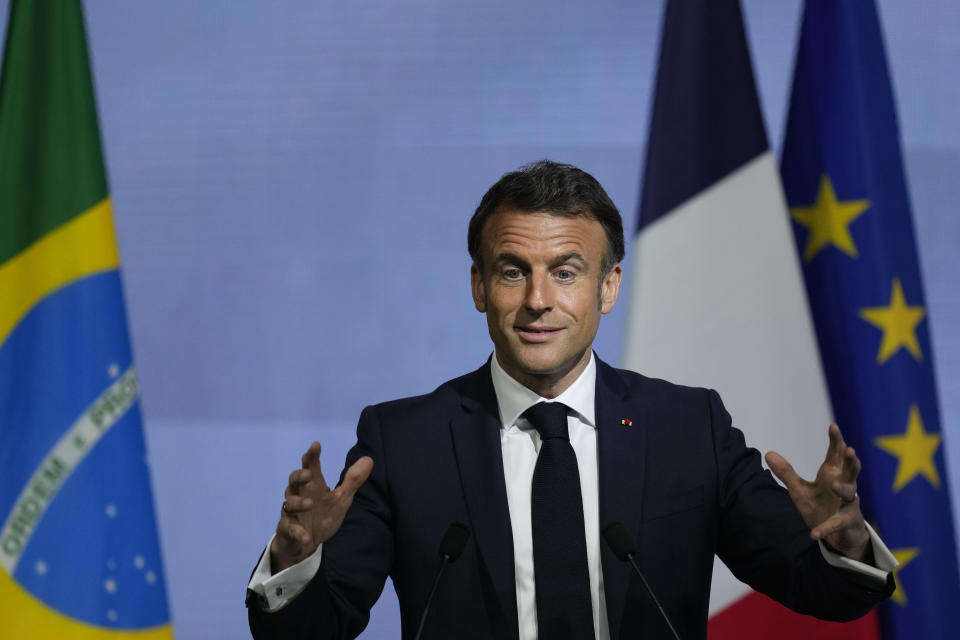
xmin=0 ymin=1 xmax=172 ymax=637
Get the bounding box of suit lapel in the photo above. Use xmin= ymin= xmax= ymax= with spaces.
xmin=449 ymin=364 xmax=519 ymax=640
xmin=595 ymin=358 xmax=648 ymax=639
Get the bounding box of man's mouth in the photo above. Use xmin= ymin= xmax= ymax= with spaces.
xmin=515 ymin=326 xmax=562 ymax=342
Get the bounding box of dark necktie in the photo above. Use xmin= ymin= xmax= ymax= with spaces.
xmin=524 ymin=402 xmax=595 ymax=639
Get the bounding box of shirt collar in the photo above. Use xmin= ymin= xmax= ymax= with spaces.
xmin=489 ymin=351 xmax=597 ymax=429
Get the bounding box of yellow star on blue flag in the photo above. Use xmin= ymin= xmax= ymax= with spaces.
xmin=859 ymin=278 xmax=925 ymax=364
xmin=790 ymin=174 xmax=870 ymax=261
xmin=889 ymin=547 xmax=919 ymax=606
xmin=874 ymin=405 xmax=941 ymax=492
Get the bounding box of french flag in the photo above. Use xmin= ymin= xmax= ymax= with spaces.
xmin=621 ymin=1 xmax=877 ymax=637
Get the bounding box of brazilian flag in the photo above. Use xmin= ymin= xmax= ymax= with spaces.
xmin=0 ymin=1 xmax=172 ymax=637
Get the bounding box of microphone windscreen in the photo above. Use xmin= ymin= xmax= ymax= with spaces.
xmin=602 ymin=522 xmax=637 ymax=561
xmin=438 ymin=522 xmax=471 ymax=562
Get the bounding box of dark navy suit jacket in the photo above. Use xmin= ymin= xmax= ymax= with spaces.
xmin=248 ymin=358 xmax=892 ymax=639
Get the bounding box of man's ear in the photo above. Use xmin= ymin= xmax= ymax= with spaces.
xmin=600 ymin=263 xmax=623 ymax=314
xmin=471 ymin=264 xmax=487 ymax=312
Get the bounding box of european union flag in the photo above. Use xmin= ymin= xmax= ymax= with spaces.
xmin=781 ymin=1 xmax=960 ymax=638
xmin=0 ymin=1 xmax=173 ymax=637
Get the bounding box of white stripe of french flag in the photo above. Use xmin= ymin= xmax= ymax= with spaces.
xmin=621 ymin=1 xmax=877 ymax=637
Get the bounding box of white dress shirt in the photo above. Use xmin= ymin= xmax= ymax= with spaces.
xmin=491 ymin=351 xmax=609 ymax=640
xmin=248 ymin=352 xmax=896 ymax=636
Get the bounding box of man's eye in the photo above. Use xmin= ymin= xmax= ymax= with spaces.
xmin=503 ymin=268 xmax=523 ymax=280
xmin=554 ymin=269 xmax=575 ymax=281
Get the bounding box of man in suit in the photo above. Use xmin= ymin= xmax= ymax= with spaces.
xmin=247 ymin=161 xmax=895 ymax=639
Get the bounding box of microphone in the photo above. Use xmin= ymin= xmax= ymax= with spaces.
xmin=413 ymin=522 xmax=471 ymax=640
xmin=602 ymin=522 xmax=681 ymax=640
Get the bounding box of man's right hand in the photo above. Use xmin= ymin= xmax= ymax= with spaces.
xmin=270 ymin=441 xmax=374 ymax=573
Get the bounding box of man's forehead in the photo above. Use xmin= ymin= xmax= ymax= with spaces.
xmin=482 ymin=210 xmax=604 ymax=245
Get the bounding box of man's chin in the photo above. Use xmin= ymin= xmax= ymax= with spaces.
xmin=495 ymin=342 xmax=590 ymax=380
xmin=515 ymin=354 xmax=583 ymax=379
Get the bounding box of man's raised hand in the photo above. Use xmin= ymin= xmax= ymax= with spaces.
xmin=765 ymin=424 xmax=871 ymax=562
xmin=270 ymin=441 xmax=374 ymax=573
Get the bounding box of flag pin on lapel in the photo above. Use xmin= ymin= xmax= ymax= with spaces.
xmin=621 ymin=418 xmax=632 ymax=427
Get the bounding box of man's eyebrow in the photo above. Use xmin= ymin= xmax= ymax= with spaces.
xmin=553 ymin=252 xmax=587 ymax=266
xmin=491 ymin=252 xmax=588 ymax=267
xmin=492 ymin=252 xmax=529 ymax=267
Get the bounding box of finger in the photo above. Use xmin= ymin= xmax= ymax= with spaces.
xmin=301 ymin=442 xmax=331 ymax=491
xmin=832 ymin=481 xmax=858 ymax=504
xmin=810 ymin=510 xmax=864 ymax=541
xmin=302 ymin=441 xmax=322 ymax=471
xmin=841 ymin=446 xmax=861 ymax=483
xmin=334 ymin=456 xmax=374 ymax=501
xmin=282 ymin=495 xmax=314 ymax=514
xmin=286 ymin=469 xmax=312 ymax=497
xmin=765 ymin=451 xmax=802 ymax=490
xmin=824 ymin=424 xmax=846 ymax=466
xmin=276 ymin=517 xmax=312 ymax=548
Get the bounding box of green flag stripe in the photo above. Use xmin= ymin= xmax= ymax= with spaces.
xmin=0 ymin=0 xmax=108 ymax=265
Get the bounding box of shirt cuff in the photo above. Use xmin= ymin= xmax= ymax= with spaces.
xmin=818 ymin=522 xmax=898 ymax=583
xmin=246 ymin=534 xmax=324 ymax=612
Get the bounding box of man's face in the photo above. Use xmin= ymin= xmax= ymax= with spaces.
xmin=471 ymin=209 xmax=622 ymax=394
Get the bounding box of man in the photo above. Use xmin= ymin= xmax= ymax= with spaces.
xmin=246 ymin=161 xmax=895 ymax=639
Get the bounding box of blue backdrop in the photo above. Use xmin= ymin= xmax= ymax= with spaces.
xmin=1 ymin=1 xmax=956 ymax=638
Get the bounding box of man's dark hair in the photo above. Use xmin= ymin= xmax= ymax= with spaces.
xmin=468 ymin=160 xmax=625 ymax=275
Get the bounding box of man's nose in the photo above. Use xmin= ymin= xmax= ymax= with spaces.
xmin=524 ymin=271 xmax=553 ymax=311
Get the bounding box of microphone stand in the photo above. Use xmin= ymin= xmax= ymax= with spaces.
xmin=603 ymin=522 xmax=681 ymax=640
xmin=413 ymin=522 xmax=470 ymax=640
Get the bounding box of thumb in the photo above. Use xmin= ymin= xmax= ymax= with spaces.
xmin=335 ymin=456 xmax=374 ymax=500
xmin=765 ymin=451 xmax=801 ymax=490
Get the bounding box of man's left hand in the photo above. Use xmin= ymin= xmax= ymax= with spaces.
xmin=765 ymin=424 xmax=871 ymax=562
